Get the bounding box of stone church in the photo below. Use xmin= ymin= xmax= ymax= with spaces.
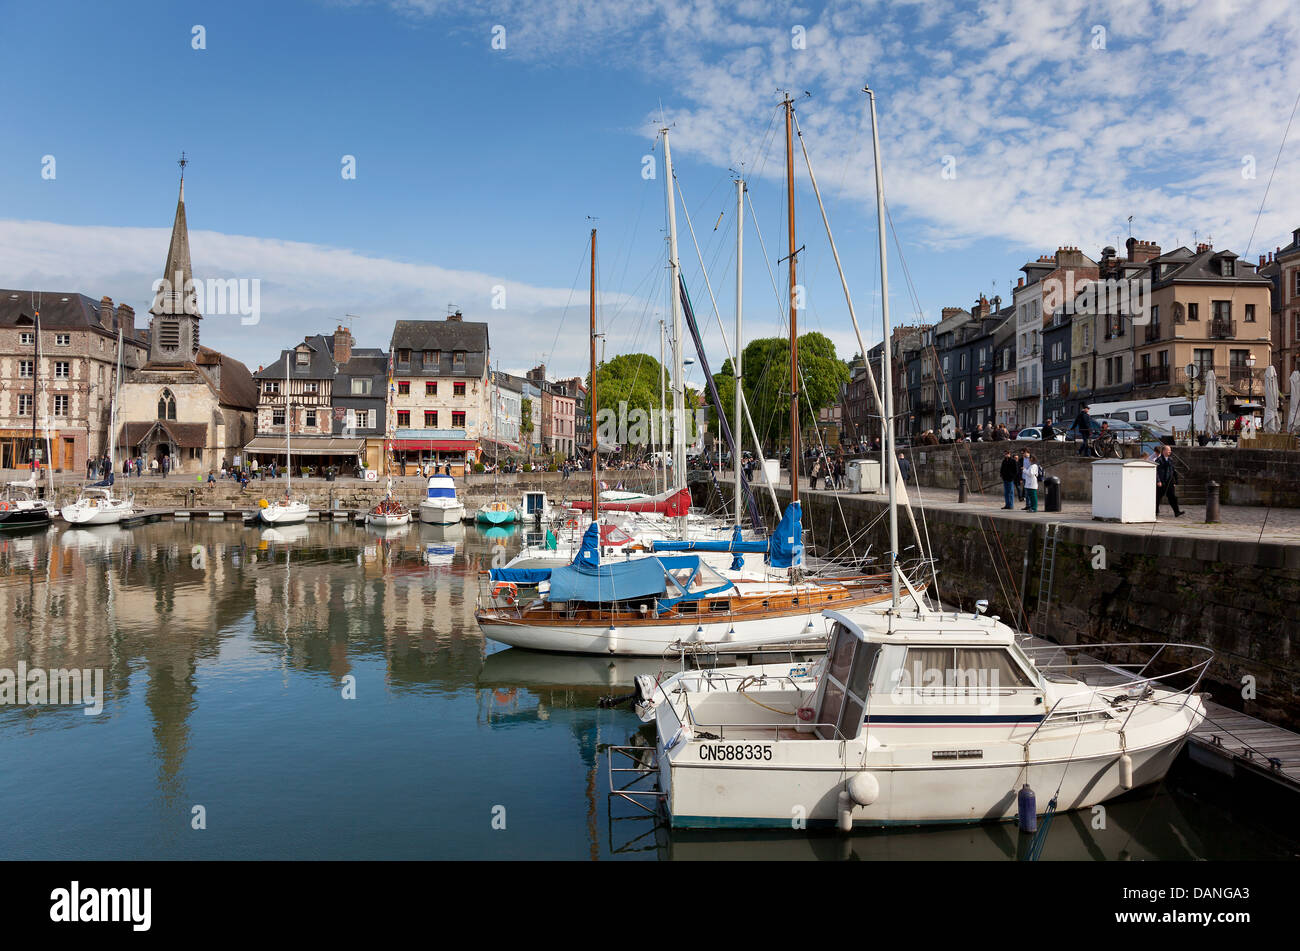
xmin=118 ymin=172 xmax=257 ymax=473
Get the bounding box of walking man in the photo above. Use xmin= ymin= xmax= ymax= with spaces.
xmin=1022 ymin=453 xmax=1042 ymax=512
xmin=897 ymin=451 xmax=913 ymax=485
xmin=1155 ymin=445 xmax=1184 ymax=517
xmin=999 ymin=450 xmax=1017 ymax=509
xmin=1072 ymin=405 xmax=1093 ymax=456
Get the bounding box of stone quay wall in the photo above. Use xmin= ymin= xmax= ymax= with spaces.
xmin=895 ymin=442 xmax=1300 ymax=507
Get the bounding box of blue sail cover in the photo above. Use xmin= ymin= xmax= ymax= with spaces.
xmin=767 ymin=501 xmax=804 ymax=569
xmin=488 ymin=567 xmax=552 ymax=585
xmin=650 ymin=525 xmax=767 ymax=555
xmin=92 ymin=473 xmax=115 ymax=488
xmin=573 ymin=522 xmax=601 ymax=569
xmin=547 ymin=557 xmax=668 ymax=604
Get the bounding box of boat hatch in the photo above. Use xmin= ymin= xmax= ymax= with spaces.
xmin=809 ymin=620 xmax=878 ymax=741
xmin=523 ymin=492 xmax=545 ymax=514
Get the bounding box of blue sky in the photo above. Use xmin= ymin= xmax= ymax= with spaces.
xmin=3 ymin=0 xmax=1298 ymax=383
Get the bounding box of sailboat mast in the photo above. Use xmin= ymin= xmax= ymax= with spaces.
xmin=661 ymin=129 xmax=686 ymax=509
xmin=590 ymin=228 xmax=599 ymax=524
xmin=866 ymin=85 xmax=900 ymax=610
xmin=110 ymin=326 xmax=123 ymax=468
xmin=659 ymin=319 xmax=667 ymax=495
xmin=284 ymin=353 xmax=291 ymax=493
xmin=784 ymin=95 xmax=799 ymax=506
xmin=31 ymin=307 xmax=40 ymax=472
xmin=734 ymin=177 xmax=744 ymax=528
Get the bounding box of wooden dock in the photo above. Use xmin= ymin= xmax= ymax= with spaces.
xmin=1024 ymin=635 xmax=1300 ymax=795
xmin=121 ymin=507 xmax=365 ymax=526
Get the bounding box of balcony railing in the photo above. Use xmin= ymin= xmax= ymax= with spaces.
xmin=1134 ymin=365 xmax=1171 ymax=386
xmin=1144 ymin=324 xmax=1162 ymax=344
xmin=1210 ymin=319 xmax=1237 ymax=340
xmin=1010 ymin=381 xmax=1041 ymax=400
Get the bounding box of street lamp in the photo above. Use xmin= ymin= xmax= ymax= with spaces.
xmin=1247 ymin=353 xmax=1256 ymax=405
xmin=1185 ymin=363 xmax=1199 ymax=441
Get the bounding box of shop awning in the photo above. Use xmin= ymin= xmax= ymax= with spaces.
xmin=244 ymin=436 xmax=366 ymax=456
xmin=390 ymin=438 xmax=477 ymax=452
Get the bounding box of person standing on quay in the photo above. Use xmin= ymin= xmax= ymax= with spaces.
xmin=999 ymin=450 xmax=1018 ymax=509
xmin=1073 ymin=405 xmax=1092 ymax=456
xmin=1022 ymin=453 xmax=1041 ymax=512
xmin=1155 ymin=444 xmax=1184 ymax=517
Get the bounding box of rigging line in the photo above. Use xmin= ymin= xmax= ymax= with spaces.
xmin=544 ymin=234 xmax=594 ymax=374
xmin=1241 ymin=80 xmax=1300 ymax=262
xmin=673 ymin=174 xmax=779 ymax=511
xmin=793 ymin=111 xmax=933 ymax=592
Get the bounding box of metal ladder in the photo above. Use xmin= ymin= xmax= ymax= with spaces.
xmin=1036 ymin=522 xmax=1062 ymax=623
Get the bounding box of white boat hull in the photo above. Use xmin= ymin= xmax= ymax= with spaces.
xmin=60 ymin=500 xmax=135 ymax=525
xmin=419 ymin=500 xmax=465 ymax=525
xmin=260 ymin=501 xmax=310 ymax=525
xmin=658 ymin=732 xmax=1194 ymax=828
xmin=367 ymin=511 xmax=411 ymax=527
xmin=478 ymin=600 xmax=908 ymax=656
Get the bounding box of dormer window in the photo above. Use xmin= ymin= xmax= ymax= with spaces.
xmin=296 ymin=349 xmax=310 ymax=367
xmin=1221 ymin=258 xmax=1235 ymax=277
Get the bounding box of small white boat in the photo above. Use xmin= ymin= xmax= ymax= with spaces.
xmin=260 ymin=496 xmax=310 ymax=525
xmin=419 ymin=474 xmax=465 ymax=525
xmin=632 ymin=608 xmax=1212 ymax=829
xmin=366 ymin=488 xmax=411 ymax=527
xmin=61 ymin=486 xmax=135 ymax=525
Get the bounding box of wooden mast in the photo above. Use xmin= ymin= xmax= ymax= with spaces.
xmin=784 ymin=95 xmax=799 ymax=505
xmin=590 ymin=228 xmax=599 ymax=524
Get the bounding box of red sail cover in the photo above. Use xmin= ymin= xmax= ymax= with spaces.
xmin=569 ymin=487 xmax=691 ymax=516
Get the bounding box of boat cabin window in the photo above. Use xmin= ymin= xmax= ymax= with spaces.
xmin=815 ymin=622 xmax=878 ymax=741
xmin=899 ymin=646 xmax=1034 ymax=695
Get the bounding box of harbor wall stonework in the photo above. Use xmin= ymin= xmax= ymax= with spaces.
xmin=898 ymin=442 xmax=1300 ymax=507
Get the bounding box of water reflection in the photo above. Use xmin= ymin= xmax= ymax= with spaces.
xmin=0 ymin=518 xmax=1294 ymax=860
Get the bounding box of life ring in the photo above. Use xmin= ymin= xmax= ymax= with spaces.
xmin=0 ymin=502 xmax=8 ymax=511
xmin=492 ymin=581 xmax=518 ymax=604
xmin=564 ymin=518 xmax=578 ymax=529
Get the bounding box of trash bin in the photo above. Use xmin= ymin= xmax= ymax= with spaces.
xmin=1043 ymin=475 xmax=1061 ymax=512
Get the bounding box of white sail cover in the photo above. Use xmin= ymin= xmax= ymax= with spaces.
xmin=1288 ymin=371 xmax=1300 ymax=432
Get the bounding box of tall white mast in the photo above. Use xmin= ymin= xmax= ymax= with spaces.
xmin=109 ymin=326 xmax=123 ymax=472
xmin=661 ymin=129 xmax=686 ymax=508
xmin=866 ymin=85 xmax=900 ymax=611
xmin=733 ymin=177 xmax=744 ymax=528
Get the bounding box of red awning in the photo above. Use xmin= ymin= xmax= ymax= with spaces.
xmin=391 ymin=439 xmax=477 ymax=451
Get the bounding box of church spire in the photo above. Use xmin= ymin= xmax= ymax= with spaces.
xmin=153 ymin=153 xmax=196 ymax=318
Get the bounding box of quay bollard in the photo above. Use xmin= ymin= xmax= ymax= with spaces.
xmin=958 ymin=476 xmax=968 ymax=503
xmin=1205 ymin=481 xmax=1220 ymax=523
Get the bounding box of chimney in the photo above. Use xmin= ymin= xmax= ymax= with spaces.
xmin=1260 ymin=254 xmax=1267 ymax=268
xmin=447 ymin=310 xmax=463 ymax=322
xmin=333 ymin=324 xmax=353 ymax=365
xmin=117 ymin=303 xmax=135 ymax=338
xmin=1125 ymin=238 xmax=1161 ymax=264
xmin=1196 ymin=242 xmax=1211 ymax=254
xmin=1017 ymin=277 xmax=1024 ymax=288
xmin=100 ymin=296 xmax=114 ymax=328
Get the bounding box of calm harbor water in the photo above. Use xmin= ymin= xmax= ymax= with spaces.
xmin=0 ymin=518 xmax=1294 ymax=861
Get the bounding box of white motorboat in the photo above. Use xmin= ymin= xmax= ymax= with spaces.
xmin=61 ymin=487 xmax=135 ymax=525
xmin=418 ymin=474 xmax=465 ymax=524
xmin=630 ymin=608 xmax=1210 ymax=829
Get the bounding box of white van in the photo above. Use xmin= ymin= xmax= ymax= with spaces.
xmin=1088 ymin=396 xmax=1204 ymax=432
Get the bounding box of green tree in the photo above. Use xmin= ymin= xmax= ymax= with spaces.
xmin=728 ymin=333 xmax=849 ymax=452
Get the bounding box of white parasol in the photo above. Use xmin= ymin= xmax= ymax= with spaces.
xmin=1289 ymin=371 xmax=1300 ymax=432
xmin=1263 ymin=364 xmax=1280 ymax=433
xmin=1203 ymin=369 xmax=1220 ymax=436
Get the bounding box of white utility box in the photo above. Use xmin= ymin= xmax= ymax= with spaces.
xmin=762 ymin=459 xmax=781 ymax=487
xmin=847 ymin=459 xmax=882 ymax=493
xmin=1091 ymin=459 xmax=1156 ymax=523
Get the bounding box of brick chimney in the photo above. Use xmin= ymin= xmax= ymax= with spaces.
xmin=1196 ymin=242 xmax=1212 ymax=254
xmin=100 ymin=296 xmax=114 ymax=328
xmin=447 ymin=310 xmax=463 ymax=322
xmin=117 ymin=303 xmax=135 ymax=337
xmin=1125 ymin=237 xmax=1161 ymax=263
xmin=333 ymin=324 xmax=353 ymax=365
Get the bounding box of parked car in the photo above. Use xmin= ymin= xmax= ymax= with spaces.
xmin=1015 ymin=426 xmax=1065 ymax=442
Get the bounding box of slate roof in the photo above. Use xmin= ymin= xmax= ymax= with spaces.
xmin=120 ymin=420 xmax=210 ymax=449
xmin=253 ymin=334 xmax=338 ymax=381
xmin=0 ymin=289 xmax=147 ymax=343
xmin=390 ymin=319 xmax=489 ymax=377
xmin=1150 ymin=246 xmax=1272 ymax=288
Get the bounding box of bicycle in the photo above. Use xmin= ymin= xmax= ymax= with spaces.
xmin=1090 ymin=433 xmax=1120 ymax=458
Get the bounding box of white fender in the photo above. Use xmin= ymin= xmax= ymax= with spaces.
xmin=848 ymin=771 xmax=880 ymax=806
